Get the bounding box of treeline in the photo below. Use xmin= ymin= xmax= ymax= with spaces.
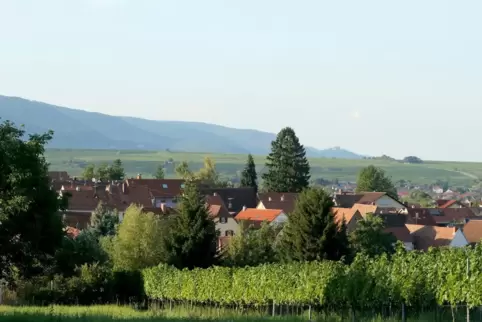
xmin=144 ymin=245 xmax=482 ymax=311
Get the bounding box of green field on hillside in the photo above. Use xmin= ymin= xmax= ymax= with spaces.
xmin=45 ymin=149 xmax=482 ymax=186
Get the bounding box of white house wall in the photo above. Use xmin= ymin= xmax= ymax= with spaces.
xmin=375 ymin=196 xmax=405 ymax=209
xmin=450 ymin=230 xmax=469 ymax=248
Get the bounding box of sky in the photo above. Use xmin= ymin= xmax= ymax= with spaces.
xmin=1 ymin=0 xmax=481 ymax=161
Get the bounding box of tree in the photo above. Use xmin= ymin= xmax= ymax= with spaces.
xmin=197 ymin=157 xmax=220 ymax=186
xmin=90 ymin=202 xmax=119 ymax=238
xmin=105 ymin=204 xmax=165 ymax=271
xmin=262 ymin=127 xmax=310 ymax=193
xmin=163 ymin=183 xmax=217 ymax=269
xmin=95 ymin=163 xmax=110 ymax=182
xmin=240 ymin=154 xmax=258 ymax=193
xmin=223 ymin=221 xmax=278 ymax=267
xmin=0 ymin=120 xmax=65 ymax=281
xmin=356 ymin=165 xmax=397 ymax=198
xmin=108 ymin=159 xmax=125 ymax=180
xmin=278 ymin=188 xmax=349 ymax=262
xmin=175 ymin=161 xmax=194 ymax=181
xmin=403 ymin=156 xmax=423 ymax=164
xmin=349 ymin=214 xmax=396 ymax=258
xmin=82 ymin=164 xmax=95 ymax=181
xmin=154 ymin=165 xmax=165 ymax=179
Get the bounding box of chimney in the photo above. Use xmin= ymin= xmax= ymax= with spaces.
xmin=268 ymin=197 xmax=272 ymax=202
xmin=61 ymin=185 xmax=65 ymax=191
xmin=122 ymin=182 xmax=127 ymax=194
xmin=280 ymin=195 xmax=285 ymax=202
xmin=242 ymin=206 xmax=247 ymax=211
xmin=213 ymin=192 xmax=218 ymax=196
xmin=137 ymin=174 xmax=142 ymax=179
xmin=75 ymin=186 xmax=80 ymax=192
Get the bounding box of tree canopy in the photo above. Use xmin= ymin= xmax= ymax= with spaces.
xmin=349 ymin=214 xmax=396 ymax=258
xmin=163 ymin=183 xmax=218 ymax=269
xmin=0 ymin=120 xmax=65 ymax=281
xmin=82 ymin=160 xmax=125 ymax=182
xmin=89 ymin=202 xmax=119 ymax=239
xmin=356 ymin=165 xmax=397 ymax=198
xmin=262 ymin=127 xmax=311 ymax=193
xmin=240 ymin=154 xmax=258 ymax=193
xmin=278 ymin=188 xmax=349 ymax=262
xmin=154 ymin=165 xmax=165 ymax=179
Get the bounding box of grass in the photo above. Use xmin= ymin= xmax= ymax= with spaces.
xmin=45 ymin=148 xmax=482 ymax=186
xmin=0 ymin=305 xmax=478 ymax=321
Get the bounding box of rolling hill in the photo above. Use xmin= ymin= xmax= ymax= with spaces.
xmin=0 ymin=95 xmax=363 ymax=158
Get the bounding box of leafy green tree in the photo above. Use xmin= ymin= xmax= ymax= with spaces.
xmin=95 ymin=163 xmax=110 ymax=182
xmin=223 ymin=221 xmax=278 ymax=267
xmin=197 ymin=157 xmax=220 ymax=186
xmin=278 ymin=188 xmax=349 ymax=262
xmin=349 ymin=214 xmax=396 ymax=258
xmin=356 ymin=165 xmax=397 ymax=197
xmin=90 ymin=202 xmax=119 ymax=238
xmin=108 ymin=159 xmax=125 ymax=180
xmin=154 ymin=165 xmax=165 ymax=179
xmin=55 ymin=230 xmax=108 ymax=276
xmin=262 ymin=127 xmax=310 ymax=193
xmin=0 ymin=121 xmax=65 ymax=281
xmin=82 ymin=164 xmax=96 ymax=180
xmin=240 ymin=154 xmax=258 ymax=193
xmin=175 ymin=161 xmax=194 ymax=180
xmin=164 ymin=183 xmax=218 ymax=269
xmin=105 ymin=204 xmax=166 ymax=271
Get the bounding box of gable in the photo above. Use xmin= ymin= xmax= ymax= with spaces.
xmin=450 ymin=230 xmax=469 ymax=248
xmin=374 ymin=195 xmax=405 ymax=209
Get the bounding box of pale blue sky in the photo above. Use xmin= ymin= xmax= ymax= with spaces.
xmin=1 ymin=0 xmax=481 ymax=161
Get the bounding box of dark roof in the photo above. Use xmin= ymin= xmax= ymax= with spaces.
xmin=200 ymin=187 xmax=257 ymax=213
xmin=378 ymin=213 xmax=407 ymax=228
xmin=258 ymin=192 xmax=299 ymax=213
xmin=126 ymin=179 xmax=185 ymax=198
xmin=385 ymin=226 xmax=412 ymax=243
xmin=333 ymin=193 xmax=364 ymax=208
xmin=357 ymin=192 xmax=388 ymax=204
xmin=405 ymin=208 xmax=438 ymax=226
xmin=431 ymin=208 xmax=476 ymax=224
xmin=206 ymin=195 xmax=231 ymax=218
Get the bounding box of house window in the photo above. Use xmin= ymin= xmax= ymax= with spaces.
xmin=220 ymin=217 xmax=227 ymax=224
xmin=225 ymin=230 xmax=234 ymax=237
xmin=162 ymin=184 xmax=168 ymax=189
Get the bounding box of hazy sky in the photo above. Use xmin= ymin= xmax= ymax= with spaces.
xmin=1 ymin=1 xmax=481 ymax=161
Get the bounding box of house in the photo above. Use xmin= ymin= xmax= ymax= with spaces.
xmin=206 ymin=194 xmax=238 ymax=237
xmin=235 ymin=208 xmax=287 ymax=226
xmin=405 ymin=224 xmax=469 ymax=251
xmin=125 ymin=178 xmax=185 ymax=208
xmin=385 ymin=226 xmax=414 ymax=250
xmin=331 ymin=207 xmax=363 ymax=233
xmin=257 ymin=192 xmax=298 ymax=214
xmin=462 ymin=220 xmax=482 ymax=245
xmin=333 ymin=191 xmax=405 ymax=210
xmin=404 ymin=208 xmax=438 ymax=226
xmin=436 ymin=199 xmax=467 ymax=209
xmin=426 ymin=208 xmax=476 ymax=226
xmin=200 ymin=187 xmax=257 ymax=215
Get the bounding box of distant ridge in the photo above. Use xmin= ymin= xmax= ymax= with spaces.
xmin=0 ymin=95 xmax=364 ymax=159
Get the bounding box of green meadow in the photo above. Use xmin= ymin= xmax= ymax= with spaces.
xmin=45 ymin=149 xmax=482 ymax=186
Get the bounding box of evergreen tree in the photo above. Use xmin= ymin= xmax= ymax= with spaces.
xmin=0 ymin=120 xmax=65 ymax=281
xmin=278 ymin=188 xmax=349 ymax=262
xmin=154 ymin=165 xmax=165 ymax=179
xmin=164 ymin=182 xmax=218 ymax=269
xmin=356 ymin=165 xmax=397 ymax=198
xmin=240 ymin=154 xmax=258 ymax=193
xmin=90 ymin=202 xmax=119 ymax=238
xmin=262 ymin=127 xmax=310 ymax=193
xmin=108 ymin=159 xmax=125 ymax=180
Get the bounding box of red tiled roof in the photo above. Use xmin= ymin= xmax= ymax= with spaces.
xmin=385 ymin=226 xmax=412 ymax=243
xmin=405 ymin=208 xmax=438 ymax=226
xmin=332 ymin=207 xmax=361 ymax=225
xmin=206 ymin=195 xmax=230 ymax=218
xmin=65 ymin=226 xmax=80 ymax=239
xmin=463 ymin=220 xmax=482 ymax=244
xmin=235 ymin=208 xmax=284 ymax=222
xmin=438 ymin=200 xmax=458 ymax=208
xmin=432 ymin=208 xmax=476 ymax=224
xmin=405 ymin=224 xmax=459 ymax=251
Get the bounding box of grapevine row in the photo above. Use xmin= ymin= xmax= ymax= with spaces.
xmin=143 ymin=244 xmax=482 ymax=308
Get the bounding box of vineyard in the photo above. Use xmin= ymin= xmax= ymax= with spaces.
xmin=143 ymin=244 xmax=482 ymax=317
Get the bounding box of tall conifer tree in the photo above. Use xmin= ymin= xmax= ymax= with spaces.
xmin=262 ymin=127 xmax=310 ymax=193
xmin=278 ymin=188 xmax=349 ymax=262
xmin=164 ymin=182 xmax=218 ymax=269
xmin=240 ymin=154 xmax=258 ymax=193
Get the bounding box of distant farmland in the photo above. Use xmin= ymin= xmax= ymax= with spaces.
xmin=45 ymin=149 xmax=482 ymax=186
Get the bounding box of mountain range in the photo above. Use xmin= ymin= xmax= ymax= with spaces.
xmin=0 ymin=95 xmax=363 ymax=159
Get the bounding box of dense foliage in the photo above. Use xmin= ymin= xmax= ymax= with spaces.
xmin=0 ymin=120 xmax=65 ymax=281
xmin=349 ymin=214 xmax=396 ymax=258
xmin=240 ymin=154 xmax=258 ymax=193
xmin=403 ymin=156 xmax=423 ymax=164
xmin=262 ymin=127 xmax=310 ymax=193
xmin=163 ymin=183 xmax=218 ymax=269
xmin=144 ymin=244 xmax=482 ymax=310
xmin=356 ymin=165 xmax=397 ymax=198
xmin=89 ymin=202 xmax=119 ymax=238
xmin=278 ymin=188 xmax=349 ymax=262
xmin=82 ymin=159 xmax=125 ymax=181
